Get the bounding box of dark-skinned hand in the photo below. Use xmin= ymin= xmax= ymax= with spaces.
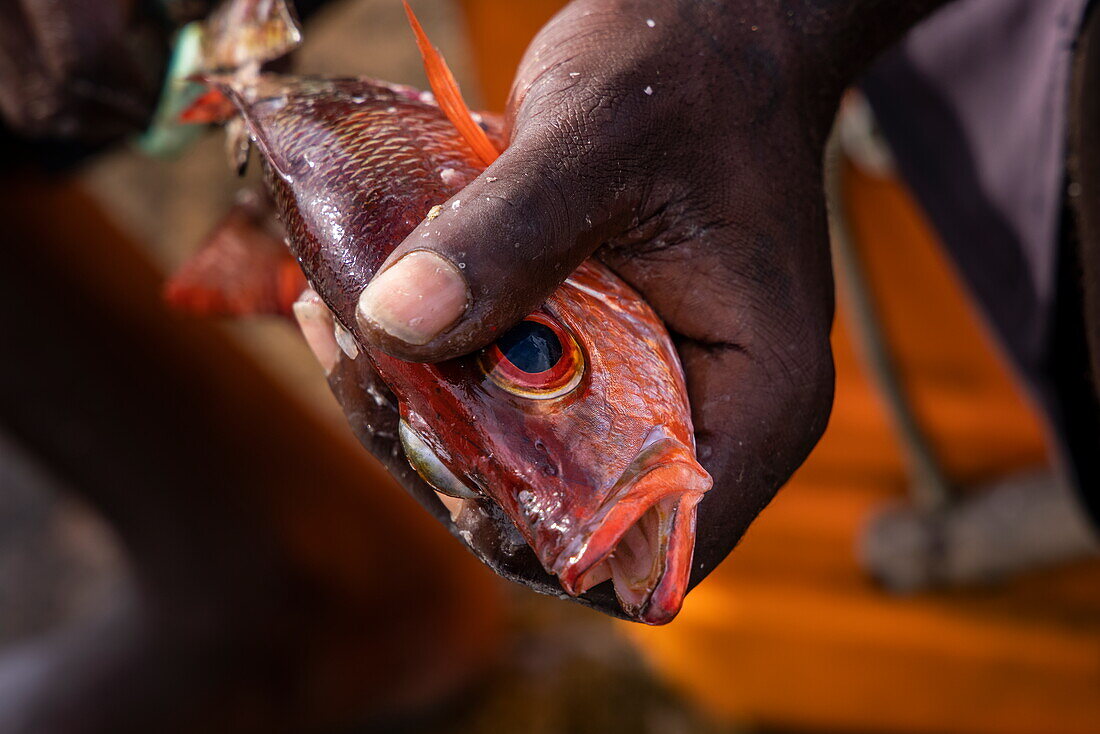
xmin=325 ymin=0 xmax=954 ymax=598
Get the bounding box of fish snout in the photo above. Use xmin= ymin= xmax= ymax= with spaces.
xmin=400 ymin=417 xmax=712 ymax=624
xmin=552 ymin=434 xmax=712 ymax=625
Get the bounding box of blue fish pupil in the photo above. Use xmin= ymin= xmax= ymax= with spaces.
xmin=497 ymin=320 xmax=563 ymax=374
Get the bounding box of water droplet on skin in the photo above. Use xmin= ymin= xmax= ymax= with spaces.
xmin=644 ymin=85 xmax=653 ymax=95
xmin=569 ymin=72 xmax=580 ymax=78
xmin=452 ymin=199 xmax=461 ymax=210
xmin=458 ymin=262 xmax=466 ymax=269
xmin=486 ymin=176 xmax=498 ymax=182
xmin=646 ymin=18 xmax=656 ymax=27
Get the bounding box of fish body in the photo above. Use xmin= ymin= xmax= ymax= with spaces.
xmin=188 ymin=9 xmax=712 ymax=623
xmin=210 ymin=73 xmax=713 ymax=623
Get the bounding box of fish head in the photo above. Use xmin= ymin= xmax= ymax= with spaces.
xmin=388 ymin=260 xmax=711 ymax=624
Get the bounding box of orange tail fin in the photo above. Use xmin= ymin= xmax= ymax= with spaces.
xmin=404 ymin=1 xmax=500 ymax=166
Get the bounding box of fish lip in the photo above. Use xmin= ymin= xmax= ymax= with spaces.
xmin=550 ymin=432 xmax=712 ymax=625
xmin=403 ymin=420 xmax=711 ymax=624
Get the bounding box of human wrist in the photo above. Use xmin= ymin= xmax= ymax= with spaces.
xmin=779 ymin=0 xmax=955 ymax=118
xmin=615 ymin=0 xmax=955 ymax=137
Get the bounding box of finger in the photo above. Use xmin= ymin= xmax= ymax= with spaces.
xmin=684 ymin=340 xmax=835 ymax=584
xmin=292 ymin=289 xmax=428 ymax=515
xmin=599 ymin=210 xmax=837 ymax=585
xmin=292 ymin=288 xmax=345 ymax=376
xmin=354 ymin=118 xmax=632 ymax=363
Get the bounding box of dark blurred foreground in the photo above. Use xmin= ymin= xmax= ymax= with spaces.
xmin=1 ymin=1 xmax=1099 ymax=734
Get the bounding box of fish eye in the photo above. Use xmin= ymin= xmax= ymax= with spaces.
xmin=479 ymin=313 xmax=584 ymax=399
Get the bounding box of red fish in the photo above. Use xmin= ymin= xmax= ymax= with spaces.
xmin=180 ymin=5 xmax=712 ymax=623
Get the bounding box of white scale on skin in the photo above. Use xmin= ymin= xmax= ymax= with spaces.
xmin=439 ymin=168 xmax=463 ymax=186
xmin=333 ymin=320 xmax=359 ymax=359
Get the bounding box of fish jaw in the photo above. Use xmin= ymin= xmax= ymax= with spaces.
xmin=550 ymin=435 xmax=712 ymax=625
xmin=398 ymin=412 xmax=711 ymax=624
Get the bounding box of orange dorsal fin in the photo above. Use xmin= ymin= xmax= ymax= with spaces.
xmin=404 ymin=1 xmax=500 ymax=166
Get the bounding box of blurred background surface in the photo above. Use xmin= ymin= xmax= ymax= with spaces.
xmin=1 ymin=1 xmax=1099 ymax=733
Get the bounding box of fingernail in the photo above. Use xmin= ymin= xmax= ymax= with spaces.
xmin=356 ymin=250 xmax=468 ymax=345
xmin=292 ymin=290 xmax=340 ymax=375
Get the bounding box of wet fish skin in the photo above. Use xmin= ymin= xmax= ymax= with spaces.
xmin=217 ymin=73 xmax=712 ymax=623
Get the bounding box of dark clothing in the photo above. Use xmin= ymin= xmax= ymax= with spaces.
xmin=863 ymin=0 xmax=1100 ymax=520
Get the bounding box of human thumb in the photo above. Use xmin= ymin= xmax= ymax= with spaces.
xmin=354 ymin=128 xmax=620 ymax=362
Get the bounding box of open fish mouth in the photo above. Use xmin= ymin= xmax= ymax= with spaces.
xmin=551 ymin=435 xmax=711 ymax=625
xmin=400 ymin=421 xmax=711 ymax=624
